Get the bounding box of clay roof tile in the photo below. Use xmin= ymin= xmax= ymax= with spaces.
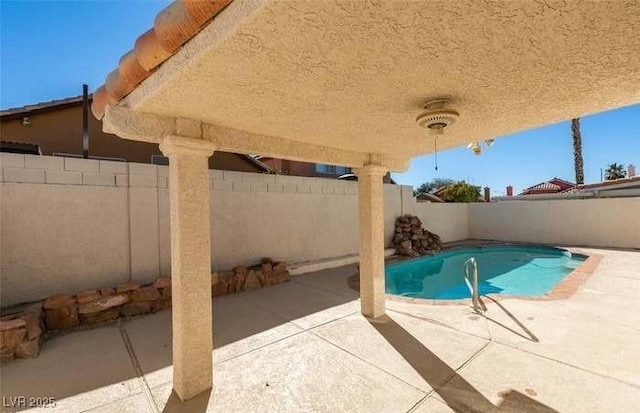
xmin=134 ymin=28 xmax=172 ymax=72
xmin=118 ymin=50 xmax=152 ymax=89
xmin=91 ymin=86 xmax=117 ymax=119
xmin=154 ymin=1 xmax=202 ymax=53
xmin=92 ymin=0 xmax=233 ymax=119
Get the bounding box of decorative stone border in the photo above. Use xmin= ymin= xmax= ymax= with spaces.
xmin=349 ymin=244 xmax=602 ymax=307
xmin=0 ymin=258 xmax=290 ymax=365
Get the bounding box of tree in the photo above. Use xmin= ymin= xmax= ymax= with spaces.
xmin=440 ymin=181 xmax=482 ymax=203
xmin=604 ymin=163 xmax=626 ymax=180
xmin=413 ymin=178 xmax=455 ymax=196
xmin=571 ymin=118 xmax=585 ymax=185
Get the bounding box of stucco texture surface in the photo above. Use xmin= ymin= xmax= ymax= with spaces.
xmin=124 ymin=0 xmax=640 ymax=158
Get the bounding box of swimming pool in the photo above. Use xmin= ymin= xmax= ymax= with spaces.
xmin=385 ymin=245 xmax=586 ymax=299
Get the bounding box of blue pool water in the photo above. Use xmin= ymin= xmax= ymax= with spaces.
xmin=386 ymin=245 xmax=586 ymax=299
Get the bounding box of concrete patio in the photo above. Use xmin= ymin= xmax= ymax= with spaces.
xmin=2 ymin=246 xmax=639 ymax=413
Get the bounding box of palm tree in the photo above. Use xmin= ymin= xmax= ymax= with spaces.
xmin=571 ymin=118 xmax=584 ymax=185
xmin=604 ymin=163 xmax=626 ymax=180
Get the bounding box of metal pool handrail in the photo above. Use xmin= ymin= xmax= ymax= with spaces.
xmin=464 ymin=257 xmax=485 ymax=313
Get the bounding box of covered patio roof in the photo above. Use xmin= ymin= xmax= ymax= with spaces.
xmin=94 ymin=0 xmax=640 ymax=167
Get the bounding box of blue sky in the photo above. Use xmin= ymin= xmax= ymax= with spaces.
xmin=2 ymin=1 xmax=638 ymax=195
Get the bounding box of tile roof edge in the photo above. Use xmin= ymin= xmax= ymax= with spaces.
xmin=578 ymin=175 xmax=640 ymax=189
xmin=92 ymin=0 xmax=234 ymax=120
xmin=1 ymin=95 xmax=88 ymax=119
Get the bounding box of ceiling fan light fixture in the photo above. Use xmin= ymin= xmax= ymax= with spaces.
xmin=468 ymin=141 xmax=482 ymax=155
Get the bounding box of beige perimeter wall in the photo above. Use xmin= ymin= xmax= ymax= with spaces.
xmin=468 ymin=198 xmax=640 ymax=249
xmin=2 ymin=154 xmax=638 ymax=307
xmin=1 ymin=154 xmax=430 ymax=306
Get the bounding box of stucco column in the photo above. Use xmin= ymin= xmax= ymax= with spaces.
xmin=354 ymin=164 xmax=388 ymax=318
xmin=159 ymin=136 xmax=216 ymax=401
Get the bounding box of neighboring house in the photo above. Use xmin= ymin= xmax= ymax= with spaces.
xmin=519 ymin=177 xmax=575 ymax=195
xmin=0 ymin=96 xmax=269 ymax=173
xmin=572 ymin=174 xmax=640 ymax=197
xmin=415 ymin=192 xmax=444 ymax=203
xmin=256 ymin=156 xmax=352 ymax=178
xmin=431 ymin=186 xmax=449 ymax=199
xmin=257 ymin=156 xmax=396 ymax=183
xmin=493 ymin=169 xmax=639 ymax=201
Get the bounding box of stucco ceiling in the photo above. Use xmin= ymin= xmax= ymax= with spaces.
xmin=123 ymin=0 xmax=640 ymax=160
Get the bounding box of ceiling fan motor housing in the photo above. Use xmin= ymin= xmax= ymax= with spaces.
xmin=416 ymin=99 xmax=460 ymax=135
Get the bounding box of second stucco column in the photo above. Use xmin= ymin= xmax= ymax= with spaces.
xmin=354 ymin=164 xmax=388 ymax=318
xmin=160 ymin=136 xmax=216 ymax=401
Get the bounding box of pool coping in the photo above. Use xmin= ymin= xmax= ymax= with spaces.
xmin=350 ymin=243 xmax=603 ymax=307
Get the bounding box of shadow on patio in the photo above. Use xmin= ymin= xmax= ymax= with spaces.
xmin=369 ymin=315 xmax=557 ymax=413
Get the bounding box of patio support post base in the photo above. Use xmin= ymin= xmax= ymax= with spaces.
xmin=355 ymin=163 xmax=388 ymax=318
xmin=160 ymin=136 xmax=216 ymax=401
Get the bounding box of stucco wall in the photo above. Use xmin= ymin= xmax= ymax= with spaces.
xmin=0 ymin=154 xmax=416 ymax=306
xmin=415 ymin=202 xmax=469 ymax=243
xmin=468 ymin=199 xmax=640 ymax=248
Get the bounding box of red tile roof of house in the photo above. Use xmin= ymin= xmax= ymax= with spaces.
xmin=520 ymin=177 xmax=575 ymax=195
xmin=523 ymin=182 xmax=561 ymax=192
xmin=91 ymin=0 xmax=233 ymax=120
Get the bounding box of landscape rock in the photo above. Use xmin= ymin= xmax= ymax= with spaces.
xmin=153 ymin=277 xmax=171 ymax=289
xmin=116 ymin=282 xmax=140 ymax=294
xmin=158 ymin=297 xmax=172 ymax=309
xmin=271 ymin=270 xmax=291 ymax=285
xmin=273 ymin=262 xmax=287 ymax=274
xmin=80 ymin=308 xmax=119 ymax=325
xmin=130 ymin=287 xmax=161 ymax=302
xmin=0 ymin=318 xmax=26 ymax=332
xmin=77 ymin=290 xmax=100 ymax=304
xmin=78 ymin=294 xmax=129 ymax=314
xmin=261 ymin=263 xmax=273 ymax=277
xmin=45 ymin=306 xmax=79 ymax=330
xmin=212 ymin=271 xmax=229 ymax=296
xmin=233 ymin=265 xmax=248 ymax=277
xmin=100 ymin=287 xmax=115 ymax=297
xmin=0 ymin=321 xmax=27 ymax=349
xmin=233 ymin=266 xmax=248 ymax=292
xmin=392 ymin=215 xmax=443 ymax=257
xmin=15 ymin=337 xmax=40 ymax=359
xmin=43 ymin=294 xmax=76 ymax=310
xmin=243 ymin=270 xmax=261 ymax=290
xmin=255 ymin=269 xmax=266 ymax=287
xmin=17 ymin=312 xmax=42 ymax=340
xmin=219 ymin=271 xmax=236 ymax=294
xmin=1 ymin=347 xmax=13 ymax=365
xmin=119 ymin=302 xmax=151 ymax=317
xmin=161 ymin=286 xmax=172 ymax=299
xmin=211 ymin=280 xmax=228 ymax=297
